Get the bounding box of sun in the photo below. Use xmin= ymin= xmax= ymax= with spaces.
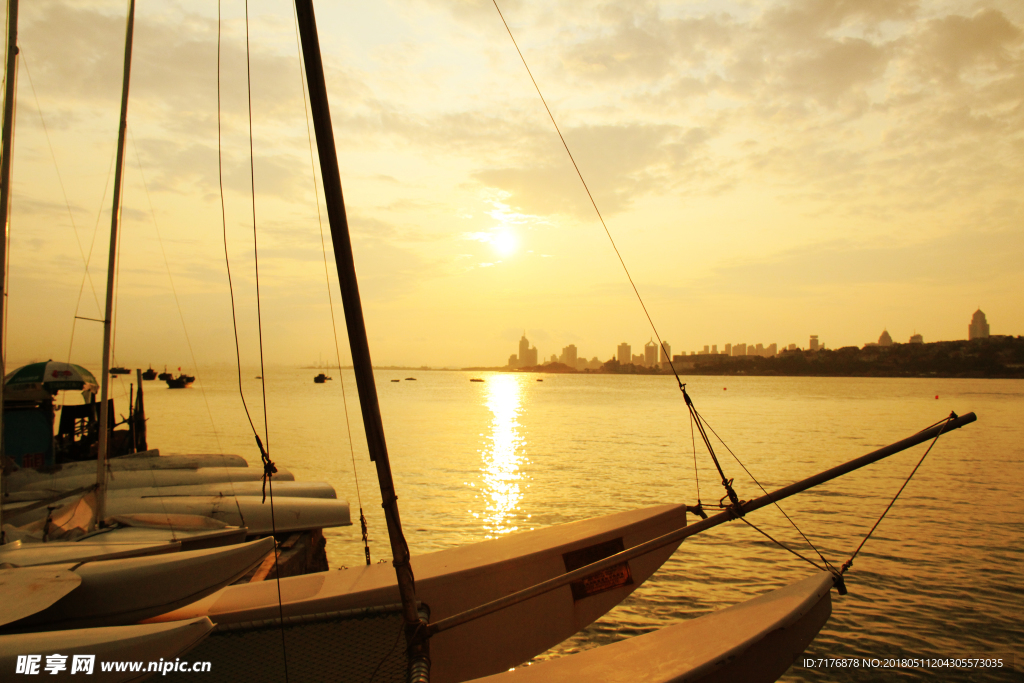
xmin=491 ymin=231 xmax=517 ymax=257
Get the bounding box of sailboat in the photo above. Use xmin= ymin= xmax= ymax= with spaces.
xmin=1 ymin=2 xmax=978 ymax=682
xmin=136 ymin=3 xmax=981 ymax=683
xmin=0 ymin=2 xmax=344 ymax=645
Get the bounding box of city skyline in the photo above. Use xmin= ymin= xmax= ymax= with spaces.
xmin=501 ymin=309 xmax=1002 ymax=369
xmin=4 ymin=2 xmax=1021 ymax=370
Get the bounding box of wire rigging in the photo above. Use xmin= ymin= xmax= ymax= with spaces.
xmin=840 ymin=413 xmax=954 ymax=576
xmin=491 ymin=1 xmax=848 ymax=578
xmin=217 ymin=3 xmax=288 ymax=677
xmin=289 ymin=4 xmax=370 ymax=566
xmin=126 ymin=125 xmax=223 ymax=455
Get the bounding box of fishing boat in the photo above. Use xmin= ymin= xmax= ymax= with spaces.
xmin=164 ymin=374 xmax=194 ymax=389
xmin=313 ymin=373 xmax=331 ymax=383
xmin=142 ymin=366 xmax=157 ymax=381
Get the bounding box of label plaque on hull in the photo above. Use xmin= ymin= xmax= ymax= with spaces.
xmin=562 ymin=537 xmax=634 ymax=601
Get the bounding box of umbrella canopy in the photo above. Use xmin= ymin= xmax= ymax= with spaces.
xmin=4 ymin=361 xmax=100 ymax=396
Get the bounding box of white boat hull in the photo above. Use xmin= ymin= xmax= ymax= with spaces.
xmin=150 ymin=503 xmax=689 ymax=683
xmin=5 ymin=537 xmax=275 ymax=631
xmin=0 ymin=617 xmax=214 ymax=682
xmin=470 ymin=571 xmax=834 ymax=683
xmin=4 ymin=466 xmax=294 ymax=499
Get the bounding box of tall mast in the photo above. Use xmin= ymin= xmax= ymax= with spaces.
xmin=0 ymin=0 xmax=19 ymax=543
xmin=293 ymin=0 xmax=429 ymax=676
xmin=94 ymin=0 xmax=135 ymax=528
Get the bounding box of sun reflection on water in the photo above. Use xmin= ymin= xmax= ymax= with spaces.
xmin=476 ymin=374 xmax=529 ymax=538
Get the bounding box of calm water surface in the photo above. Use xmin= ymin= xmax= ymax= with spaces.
xmin=117 ymin=369 xmax=1022 ymax=681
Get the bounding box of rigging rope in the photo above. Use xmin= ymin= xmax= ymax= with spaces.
xmin=840 ymin=413 xmax=955 ymax=576
xmin=218 ymin=2 xmax=288 ymax=677
xmin=290 ymin=3 xmax=371 ymax=566
xmin=126 ymin=126 xmax=223 ymax=456
xmin=686 ymin=391 xmax=833 ymax=570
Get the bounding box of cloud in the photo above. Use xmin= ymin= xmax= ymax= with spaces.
xmin=704 ymin=228 xmax=1024 ymax=296
xmin=473 ymin=122 xmax=704 ymax=217
xmin=914 ymin=9 xmax=1023 ymax=83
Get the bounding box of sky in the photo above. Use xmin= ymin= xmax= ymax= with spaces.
xmin=3 ymin=0 xmax=1022 ymax=370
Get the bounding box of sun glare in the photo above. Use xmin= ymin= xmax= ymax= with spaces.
xmin=492 ymin=231 xmax=517 ymax=257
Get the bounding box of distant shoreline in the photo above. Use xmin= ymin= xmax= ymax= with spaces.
xmin=300 ymin=337 xmax=1024 ymax=379
xmin=498 ymin=337 xmax=1024 ymax=379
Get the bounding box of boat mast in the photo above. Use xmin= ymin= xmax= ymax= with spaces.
xmin=0 ymin=0 xmax=19 ymax=543
xmin=292 ymin=0 xmax=428 ymax=675
xmin=94 ymin=0 xmax=135 ymax=528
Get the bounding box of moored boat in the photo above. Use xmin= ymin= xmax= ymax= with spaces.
xmin=165 ymin=374 xmax=194 ymax=389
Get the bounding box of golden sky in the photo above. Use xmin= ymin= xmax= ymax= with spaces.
xmin=4 ymin=0 xmax=1022 ymax=369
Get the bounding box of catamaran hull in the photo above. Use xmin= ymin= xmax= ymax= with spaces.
xmin=4 ymin=466 xmax=295 ymax=498
xmin=470 ymin=571 xmax=834 ymax=683
xmin=0 ymin=617 xmax=214 ymax=682
xmin=4 ymin=537 xmax=275 ymax=632
xmin=150 ymin=503 xmax=689 ymax=683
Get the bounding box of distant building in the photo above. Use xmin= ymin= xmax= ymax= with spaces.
xmin=787 ymin=343 xmax=797 ymax=351
xmin=969 ymin=309 xmax=990 ymax=340
xmin=878 ymin=330 xmax=893 ymax=347
xmin=617 ymin=343 xmax=631 ymax=365
xmin=766 ymin=343 xmax=777 ymax=356
xmin=733 ymin=343 xmax=747 ymax=357
xmin=508 ymin=354 xmax=519 ymax=368
xmin=724 ymin=343 xmax=732 ymax=356
xmin=632 ymin=353 xmax=645 ymax=365
xmin=660 ymin=341 xmax=671 ymax=367
xmin=518 ymin=333 xmax=538 ymax=367
xmin=711 ymin=344 xmax=718 ymax=355
xmin=701 ymin=345 xmax=710 ymax=355
xmin=644 ymin=340 xmax=658 ymax=367
xmin=809 ymin=335 xmax=819 ymax=351
xmin=560 ymin=344 xmax=578 ymax=368
xmin=909 ymin=333 xmax=923 ymax=344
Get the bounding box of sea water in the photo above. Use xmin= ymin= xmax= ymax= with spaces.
xmin=126 ymin=368 xmax=1022 ymax=682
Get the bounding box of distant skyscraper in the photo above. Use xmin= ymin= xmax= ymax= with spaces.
xmin=517 ymin=332 xmax=538 ymax=367
xmin=733 ymin=343 xmax=746 ymax=356
xmin=969 ymin=309 xmax=990 ymax=340
xmin=644 ymin=340 xmax=658 ymax=367
xmin=617 ymin=343 xmax=631 ymax=365
xmin=660 ymin=342 xmax=671 ymax=364
xmin=809 ymin=335 xmax=819 ymax=351
xmin=766 ymin=343 xmax=777 ymax=356
xmin=878 ymin=330 xmax=893 ymax=346
xmin=560 ymin=344 xmax=578 ymax=368
xmin=909 ymin=333 xmax=923 ymax=344
xmin=724 ymin=343 xmax=732 ymax=356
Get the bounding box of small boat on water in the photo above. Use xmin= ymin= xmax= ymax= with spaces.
xmin=142 ymin=366 xmax=157 ymax=380
xmin=109 ymin=367 xmax=130 ymax=375
xmin=157 ymin=367 xmax=172 ymax=381
xmin=470 ymin=378 xmax=484 ymax=382
xmin=165 ymin=374 xmax=194 ymax=389
xmin=313 ymin=373 xmax=331 ymax=383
